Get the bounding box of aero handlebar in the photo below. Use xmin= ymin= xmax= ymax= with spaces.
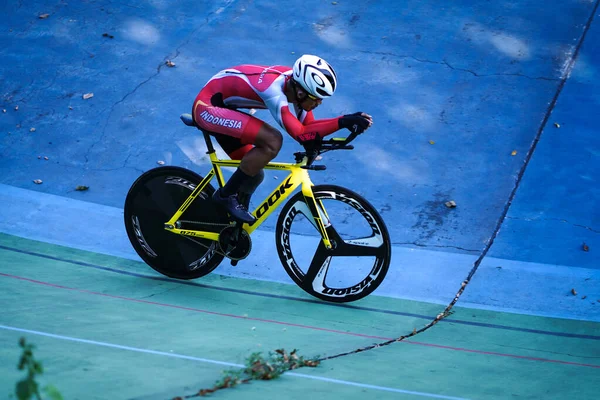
xmin=296 ymin=131 xmax=361 ymax=170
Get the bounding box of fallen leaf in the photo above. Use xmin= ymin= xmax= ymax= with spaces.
xmin=14 ymin=105 xmax=19 ymax=111
xmin=445 ymin=200 xmax=457 ymax=208
xmin=251 ymin=327 xmax=256 ymax=330
xmin=165 ymin=60 xmax=176 ymax=67
xmin=2 ymin=109 xmax=6 ymax=113
xmin=554 ymin=122 xmax=560 ymax=128
xmin=75 ymin=185 xmax=89 ymax=191
xmin=571 ymin=288 xmax=577 ymax=295
xmin=429 ymin=140 xmax=435 ymax=145
xmin=332 ymin=1 xmax=338 ymax=4
xmin=582 ymin=242 xmax=589 ymax=252
xmin=68 ymin=106 xmax=73 ymax=110
xmin=102 ymin=33 xmax=114 ymax=39
xmin=33 ymin=179 xmax=43 ymax=184
xmin=582 ymin=295 xmax=587 ymax=300
xmin=511 ymin=150 xmax=517 ymax=156
xmin=44 ymin=156 xmax=49 ymax=160
xmin=39 ymin=13 xmax=50 ymax=19
xmin=157 ymin=160 xmax=165 ymax=165
xmin=82 ymin=93 xmax=94 ymax=100
xmin=29 ymin=128 xmax=36 ymax=132
xmin=37 ymin=156 xmax=41 ymax=159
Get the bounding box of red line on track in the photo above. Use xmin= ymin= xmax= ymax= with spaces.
xmin=2 ymin=272 xmax=598 ymax=369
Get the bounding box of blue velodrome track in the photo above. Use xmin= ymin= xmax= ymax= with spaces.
xmin=1 ymin=1 xmax=598 ymax=399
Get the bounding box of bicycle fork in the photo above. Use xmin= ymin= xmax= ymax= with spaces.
xmin=301 ymin=184 xmax=333 ymax=250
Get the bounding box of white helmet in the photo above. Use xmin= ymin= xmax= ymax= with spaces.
xmin=292 ymin=54 xmax=337 ymax=99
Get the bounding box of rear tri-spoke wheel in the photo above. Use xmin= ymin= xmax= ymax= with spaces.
xmin=124 ymin=166 xmax=227 ymax=279
xmin=275 ymin=185 xmax=391 ymax=303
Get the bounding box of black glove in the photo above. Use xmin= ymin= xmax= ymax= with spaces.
xmin=338 ymin=112 xmax=371 ymax=134
xmin=297 ymin=131 xmax=322 ymax=155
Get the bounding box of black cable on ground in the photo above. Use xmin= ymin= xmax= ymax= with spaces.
xmin=318 ymin=0 xmax=600 ymax=362
xmin=166 ymin=4 xmax=600 ymax=397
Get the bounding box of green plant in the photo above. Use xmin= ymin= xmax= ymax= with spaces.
xmin=15 ymin=337 xmax=63 ymax=400
xmin=173 ymin=348 xmax=320 ymax=399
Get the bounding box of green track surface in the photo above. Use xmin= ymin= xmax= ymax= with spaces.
xmin=1 ymin=233 xmax=598 ymax=400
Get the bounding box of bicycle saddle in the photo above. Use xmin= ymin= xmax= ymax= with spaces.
xmin=180 ymin=113 xmax=196 ymax=127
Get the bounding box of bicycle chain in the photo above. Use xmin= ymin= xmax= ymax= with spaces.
xmin=177 ymin=220 xmax=243 ymax=259
xmin=181 ymin=234 xmax=240 ymax=260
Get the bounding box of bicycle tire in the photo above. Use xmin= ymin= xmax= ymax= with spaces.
xmin=124 ymin=166 xmax=227 ymax=279
xmin=275 ymin=185 xmax=391 ymax=303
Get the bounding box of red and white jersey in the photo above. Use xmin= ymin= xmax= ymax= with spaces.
xmin=194 ymin=64 xmax=340 ymax=140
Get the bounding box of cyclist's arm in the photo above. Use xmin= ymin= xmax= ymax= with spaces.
xmin=280 ymin=107 xmax=341 ymax=140
xmin=261 ymin=83 xmax=341 ymax=141
xmin=301 ymin=110 xmax=344 ymax=130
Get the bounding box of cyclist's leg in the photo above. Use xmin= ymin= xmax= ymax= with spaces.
xmin=238 ymin=170 xmax=264 ymax=209
xmin=238 ymin=123 xmax=282 ymax=176
xmin=213 ymin=136 xmax=265 ymax=208
xmin=195 ymin=105 xmax=283 ymax=196
xmin=233 ymin=123 xmax=278 ymax=208
xmin=194 ymin=104 xmax=279 ymax=221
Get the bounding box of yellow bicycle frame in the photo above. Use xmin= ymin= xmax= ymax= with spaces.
xmin=163 ymin=152 xmax=333 ymax=249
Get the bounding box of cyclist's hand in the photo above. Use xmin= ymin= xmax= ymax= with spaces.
xmin=297 ymin=131 xmax=322 ymax=156
xmin=339 ymin=112 xmax=373 ymax=135
xmin=298 ymin=131 xmax=320 ymax=145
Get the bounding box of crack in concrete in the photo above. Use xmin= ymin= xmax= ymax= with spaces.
xmin=361 ymin=50 xmax=561 ymax=81
xmin=505 ymin=216 xmax=599 ymax=233
xmin=87 ymin=165 xmax=144 ymax=174
xmin=0 ymin=106 xmax=57 ymax=155
xmin=441 ymin=60 xmax=560 ymax=81
xmin=3 ymin=78 xmax=35 ymax=104
xmin=139 ymin=286 xmax=180 ymax=299
xmin=83 ymin=67 xmax=162 ymax=165
xmin=12 ymin=0 xmax=69 ymax=37
xmin=393 ymin=241 xmax=480 ymax=253
xmin=55 ymin=1 xmax=112 ymax=17
xmin=16 ymin=72 xmax=61 ymax=104
xmin=84 ymin=1 xmax=236 ymax=167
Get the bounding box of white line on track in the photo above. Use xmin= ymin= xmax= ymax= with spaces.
xmin=0 ymin=324 xmax=469 ymax=400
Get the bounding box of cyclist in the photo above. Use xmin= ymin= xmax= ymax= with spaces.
xmin=192 ymin=54 xmax=373 ymax=223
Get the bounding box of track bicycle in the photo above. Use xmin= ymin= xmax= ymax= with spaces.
xmin=123 ymin=113 xmax=391 ymax=303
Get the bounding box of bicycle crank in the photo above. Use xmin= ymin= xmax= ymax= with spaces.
xmin=218 ymin=225 xmax=252 ymax=261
